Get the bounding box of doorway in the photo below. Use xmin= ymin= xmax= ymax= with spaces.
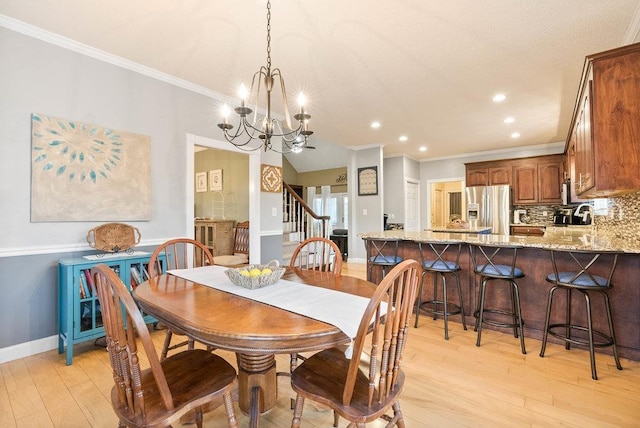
xmin=404 ymin=180 xmax=420 ymax=232
xmin=427 ymin=178 xmax=465 ymax=229
xmin=186 ymin=134 xmax=261 ymax=263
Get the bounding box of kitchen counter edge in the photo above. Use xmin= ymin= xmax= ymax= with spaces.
xmin=358 ymin=229 xmax=640 ymax=254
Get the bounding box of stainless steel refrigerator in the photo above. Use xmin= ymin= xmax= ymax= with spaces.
xmin=465 ymin=185 xmax=511 ymax=235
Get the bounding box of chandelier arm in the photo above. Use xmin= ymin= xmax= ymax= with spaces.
xmin=266 ymin=120 xmax=303 ymax=140
xmin=223 ymin=116 xmax=266 ymax=148
xmin=221 ymin=127 xmax=263 ymax=151
xmin=272 ymin=68 xmax=294 ymax=130
xmin=247 ymin=67 xmax=269 ymax=128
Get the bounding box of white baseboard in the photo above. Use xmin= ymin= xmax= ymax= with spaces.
xmin=0 ymin=335 xmax=58 ymax=364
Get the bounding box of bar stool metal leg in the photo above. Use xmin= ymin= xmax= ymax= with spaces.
xmin=475 ymin=278 xmax=489 ymax=347
xmin=511 ymin=280 xmax=526 ymax=354
xmin=602 ymin=291 xmax=623 ymax=371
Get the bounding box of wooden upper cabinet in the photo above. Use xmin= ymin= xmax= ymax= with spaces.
xmin=567 ymin=42 xmax=640 ymax=198
xmin=513 ymin=163 xmax=538 ymax=204
xmin=466 ymin=166 xmax=489 ymax=187
xmin=465 ymin=161 xmax=512 ymax=187
xmin=467 ymin=155 xmax=564 ymax=204
xmin=538 ymin=160 xmax=564 ymax=204
xmin=488 ymin=166 xmax=512 ymax=186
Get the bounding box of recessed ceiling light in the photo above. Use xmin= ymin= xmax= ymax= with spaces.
xmin=510 ymin=132 xmax=520 ymax=139
xmin=371 ymin=121 xmax=381 ymax=129
xmin=399 ymin=135 xmax=408 ymax=142
xmin=419 ymin=146 xmax=427 ymax=152
xmin=504 ymin=117 xmax=515 ymax=124
xmin=492 ymin=94 xmax=507 ymax=102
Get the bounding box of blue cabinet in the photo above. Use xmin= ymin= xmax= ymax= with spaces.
xmin=58 ymin=253 xmax=160 ymax=365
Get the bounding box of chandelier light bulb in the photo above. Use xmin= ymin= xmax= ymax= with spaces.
xmin=220 ymin=104 xmax=231 ymax=126
xmin=297 ymin=92 xmax=307 ymax=114
xmin=238 ymin=84 xmax=249 ymax=105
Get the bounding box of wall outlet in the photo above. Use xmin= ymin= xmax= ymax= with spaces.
xmin=272 ymin=207 xmax=277 ymax=216
xmin=363 ymin=209 xmax=368 ymax=216
xmin=391 ymin=213 xmax=395 ymax=219
xmin=542 ymin=211 xmax=547 ymax=217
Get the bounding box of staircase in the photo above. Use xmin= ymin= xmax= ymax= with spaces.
xmin=282 ymin=182 xmax=330 ymax=265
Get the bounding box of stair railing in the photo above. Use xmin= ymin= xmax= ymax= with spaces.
xmin=283 ymin=182 xmax=330 ymax=244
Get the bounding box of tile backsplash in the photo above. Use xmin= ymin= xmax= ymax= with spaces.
xmin=595 ymin=191 xmax=640 ymax=243
xmin=514 ymin=191 xmax=640 ymax=243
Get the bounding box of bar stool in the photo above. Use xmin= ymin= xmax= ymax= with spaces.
xmin=539 ymin=249 xmax=622 ymax=380
xmin=414 ymin=240 xmax=467 ymax=339
xmin=365 ymin=238 xmax=402 ymax=283
xmin=469 ymin=242 xmax=526 ymax=354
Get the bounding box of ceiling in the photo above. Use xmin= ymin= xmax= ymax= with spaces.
xmin=2 ymin=1 xmax=640 ymax=172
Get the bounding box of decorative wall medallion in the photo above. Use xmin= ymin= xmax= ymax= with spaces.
xmin=261 ymin=164 xmax=283 ymax=193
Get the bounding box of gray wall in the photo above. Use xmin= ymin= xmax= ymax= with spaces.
xmin=0 ymin=26 xmax=278 ymax=354
xmin=383 ymin=156 xmax=420 ymax=224
xmin=383 ymin=157 xmax=405 ymax=222
xmin=349 ymin=147 xmax=384 ymax=261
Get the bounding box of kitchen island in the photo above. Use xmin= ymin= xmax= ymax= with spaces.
xmin=359 ymin=228 xmax=640 ymax=361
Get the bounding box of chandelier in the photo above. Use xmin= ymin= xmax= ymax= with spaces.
xmin=217 ymin=0 xmax=313 ymax=153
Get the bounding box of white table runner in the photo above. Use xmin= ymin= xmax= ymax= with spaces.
xmin=167 ymin=265 xmax=375 ymax=346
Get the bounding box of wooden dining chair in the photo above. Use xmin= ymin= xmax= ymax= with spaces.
xmin=290 ymin=259 xmax=421 ymax=428
xmin=149 ymin=238 xmax=215 ymax=360
xmin=90 ymin=264 xmax=238 ymax=428
xmin=215 ymin=221 xmax=250 ymax=266
xmin=282 ymin=237 xmax=346 ymax=400
xmin=289 ymin=236 xmax=343 ymax=275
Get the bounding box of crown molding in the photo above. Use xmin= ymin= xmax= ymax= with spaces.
xmin=0 ymin=14 xmax=224 ymax=101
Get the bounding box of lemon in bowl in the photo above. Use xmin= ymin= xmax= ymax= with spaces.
xmin=225 ymin=264 xmax=285 ymax=289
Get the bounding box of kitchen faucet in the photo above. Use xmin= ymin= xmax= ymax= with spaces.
xmin=574 ymin=203 xmax=593 ymax=224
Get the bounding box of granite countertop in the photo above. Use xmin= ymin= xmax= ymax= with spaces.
xmin=426 ymin=226 xmax=492 ymax=233
xmin=358 ymin=227 xmax=640 ymax=254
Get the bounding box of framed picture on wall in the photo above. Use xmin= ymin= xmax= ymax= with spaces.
xmin=210 ymin=169 xmax=222 ymax=191
xmin=357 ymin=166 xmax=378 ymax=196
xmin=195 ymin=172 xmax=207 ymax=192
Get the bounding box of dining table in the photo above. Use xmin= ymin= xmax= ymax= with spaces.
xmin=133 ymin=265 xmax=377 ymax=427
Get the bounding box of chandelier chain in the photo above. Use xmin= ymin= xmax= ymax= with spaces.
xmin=266 ymin=0 xmax=271 ymax=70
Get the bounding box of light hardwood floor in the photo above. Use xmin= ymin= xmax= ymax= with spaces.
xmin=2 ymin=262 xmax=639 ymax=427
